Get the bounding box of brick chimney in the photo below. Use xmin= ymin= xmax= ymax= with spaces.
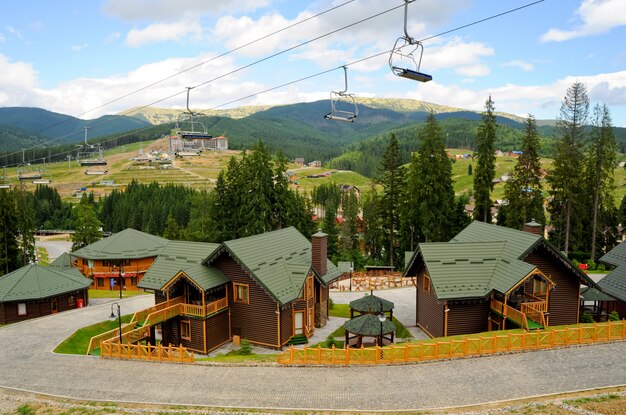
xmin=311 ymin=231 xmax=328 ymax=276
xmin=523 ymin=219 xmax=543 ymax=236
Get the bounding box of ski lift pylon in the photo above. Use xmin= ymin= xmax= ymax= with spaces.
xmin=389 ymin=0 xmax=432 ymax=83
xmin=324 ymin=66 xmax=358 ymax=123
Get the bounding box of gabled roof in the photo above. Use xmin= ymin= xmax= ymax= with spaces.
xmin=350 ymin=294 xmax=394 ymax=313
xmin=0 ymin=264 xmax=91 ymax=302
xmin=71 ymin=228 xmax=169 ymax=260
xmin=598 ymin=242 xmax=626 ymax=302
xmin=138 ymin=240 xmax=225 ymax=291
xmin=49 ymin=252 xmax=72 ymax=270
xmin=404 ymin=221 xmax=591 ymax=300
xmin=205 ymin=227 xmax=335 ymax=306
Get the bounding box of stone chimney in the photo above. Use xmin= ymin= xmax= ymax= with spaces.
xmin=311 ymin=231 xmax=328 ymax=276
xmin=523 ymin=219 xmax=543 ymax=236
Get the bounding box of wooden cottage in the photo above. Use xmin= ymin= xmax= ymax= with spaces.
xmin=136 ymin=227 xmax=341 ymax=353
xmin=71 ymin=228 xmax=169 ymax=291
xmin=596 ymin=241 xmax=626 ymax=318
xmin=0 ymin=264 xmax=91 ymax=324
xmin=404 ymin=221 xmax=595 ymax=338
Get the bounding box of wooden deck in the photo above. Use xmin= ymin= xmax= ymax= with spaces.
xmin=490 ymin=298 xmax=548 ymax=330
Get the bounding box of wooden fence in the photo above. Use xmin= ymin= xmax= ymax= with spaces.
xmin=100 ymin=341 xmax=194 ymax=364
xmin=86 ymin=322 xmax=138 ymax=355
xmin=277 ymin=320 xmax=626 ymax=365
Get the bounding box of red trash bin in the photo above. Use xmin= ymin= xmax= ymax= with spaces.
xmin=76 ymin=298 xmax=84 ymax=308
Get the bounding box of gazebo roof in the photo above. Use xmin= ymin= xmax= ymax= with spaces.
xmin=343 ymin=313 xmax=395 ymax=336
xmin=349 ymin=294 xmax=394 ymax=313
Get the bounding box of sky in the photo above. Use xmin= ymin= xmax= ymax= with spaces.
xmin=1 ymin=0 xmax=625 ymax=127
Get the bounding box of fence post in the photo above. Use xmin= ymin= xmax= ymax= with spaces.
xmin=168 ymin=344 xmax=173 ymax=362
xmin=593 ymin=322 xmax=597 ymax=341
xmin=331 ymin=344 xmax=335 ymax=365
xmin=493 ymin=333 xmax=498 ymax=353
xmin=317 ymin=345 xmax=321 ymax=364
xmin=360 ymin=345 xmax=364 ymax=364
xmin=345 ymin=347 xmax=349 ymax=365
xmin=507 ymin=332 xmax=511 ymax=351
xmin=478 ymin=336 xmax=482 ymax=354
xmin=375 ymin=346 xmax=379 ymax=364
xmin=464 ymin=338 xmax=469 ymax=356
xmin=564 ymin=327 xmax=568 ymax=345
xmin=390 ymin=344 xmax=394 ymax=362
xmin=608 ymin=322 xmax=612 ymax=341
xmin=623 ymin=320 xmax=626 ymax=339
xmin=180 ymin=344 xmax=183 ymax=363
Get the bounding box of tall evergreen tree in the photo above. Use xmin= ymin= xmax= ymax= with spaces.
xmin=13 ymin=187 xmax=36 ymax=266
xmin=72 ymin=195 xmax=103 ymax=251
xmin=409 ymin=112 xmax=456 ymax=242
xmin=321 ymin=199 xmax=339 ymax=258
xmin=379 ymin=134 xmax=404 ymax=268
xmin=163 ymin=212 xmax=182 ymax=240
xmin=473 ymin=96 xmax=497 ymax=223
xmin=548 ymin=82 xmax=589 ymax=255
xmin=338 ymin=189 xmax=360 ymax=257
xmin=502 ymin=115 xmax=545 ymax=229
xmin=587 ymin=104 xmax=617 ymax=260
xmin=362 ymin=186 xmax=384 ymax=263
xmin=0 ymin=189 xmax=19 ymax=275
xmin=185 ymin=190 xmax=214 ymax=242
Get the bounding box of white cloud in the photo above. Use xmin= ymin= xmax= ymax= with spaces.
xmin=125 ymin=20 xmax=202 ymax=47
xmin=502 ymin=60 xmax=534 ymax=72
xmin=541 ymin=0 xmax=626 ymax=42
xmin=103 ymin=0 xmax=270 ymax=21
xmin=0 ymin=54 xmax=39 ymax=107
xmin=71 ymin=43 xmax=89 ymax=52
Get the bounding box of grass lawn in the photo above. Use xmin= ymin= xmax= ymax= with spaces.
xmin=196 ymin=351 xmax=277 ymax=363
xmin=329 ymin=303 xmax=351 ymax=318
xmin=88 ymin=289 xmax=147 ymax=299
xmin=36 ymin=247 xmax=49 ymax=265
xmin=54 ymin=314 xmax=133 ymax=355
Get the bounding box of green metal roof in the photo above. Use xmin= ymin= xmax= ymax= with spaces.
xmin=207 ymin=227 xmax=338 ymax=306
xmin=581 ymin=286 xmax=617 ymax=302
xmin=49 ymin=252 xmax=72 ymax=270
xmin=404 ymin=221 xmax=593 ymax=300
xmin=0 ymin=264 xmax=91 ymax=302
xmin=343 ymin=313 xmax=395 ymax=336
xmin=138 ymin=240 xmax=225 ymax=291
xmin=350 ymin=294 xmax=394 ymax=313
xmin=71 ymin=228 xmax=169 ymax=260
xmin=416 ymin=241 xmax=536 ymax=300
xmin=598 ymin=242 xmax=626 ymax=302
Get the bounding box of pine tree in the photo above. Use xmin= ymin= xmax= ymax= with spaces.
xmin=473 ymin=96 xmax=497 ymax=223
xmin=72 ymin=196 xmax=103 ymax=251
xmin=321 ymin=199 xmax=339 ymax=258
xmin=13 ymin=187 xmax=36 ymax=266
xmin=379 ymin=134 xmax=405 ymax=268
xmin=362 ymin=186 xmax=384 ymax=262
xmin=0 ymin=189 xmax=19 ymax=275
xmin=548 ymin=82 xmax=589 ymax=256
xmin=338 ymin=188 xmax=360 ymax=256
xmin=587 ymin=104 xmax=617 ymax=260
xmin=502 ymin=115 xmax=545 ymax=230
xmin=163 ymin=212 xmax=182 ymax=240
xmin=410 ymin=112 xmax=456 ymax=242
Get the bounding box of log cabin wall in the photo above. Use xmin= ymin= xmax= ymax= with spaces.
xmin=205 ymin=310 xmax=230 ymax=352
xmin=314 ymin=279 xmax=328 ymax=328
xmin=416 ymin=266 xmax=445 ymax=338
xmin=213 ymin=255 xmax=280 ymax=348
xmin=75 ymin=257 xmax=156 ymax=290
xmin=280 ymin=305 xmax=293 ymax=346
xmin=524 ymin=246 xmax=580 ymax=326
xmin=0 ymin=289 xmax=88 ymax=324
xmin=447 ymin=299 xmax=490 ymax=336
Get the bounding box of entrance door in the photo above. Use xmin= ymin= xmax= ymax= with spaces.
xmin=294 ymin=311 xmax=304 ymax=335
xmin=51 ymin=299 xmax=58 ymax=314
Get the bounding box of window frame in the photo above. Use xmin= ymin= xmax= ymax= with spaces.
xmin=180 ymin=320 xmax=191 ymax=341
xmin=423 ymin=274 xmax=431 ymax=293
xmin=68 ymin=295 xmax=75 ymax=306
xmin=17 ymin=303 xmax=27 ymax=316
xmin=233 ymin=283 xmax=250 ymax=304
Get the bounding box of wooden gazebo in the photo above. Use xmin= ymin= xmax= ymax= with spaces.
xmin=344 ymin=293 xmax=395 ymax=348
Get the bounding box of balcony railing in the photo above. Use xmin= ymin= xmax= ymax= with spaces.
xmin=491 ymin=298 xmax=529 ymax=330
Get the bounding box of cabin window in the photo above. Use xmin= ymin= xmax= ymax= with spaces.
xmin=423 ymin=275 xmax=431 ymax=293
xmin=17 ymin=303 xmax=26 ymax=316
xmin=68 ymin=296 xmax=75 ymax=306
xmin=180 ymin=320 xmax=191 ymax=340
xmin=307 ymin=277 xmax=314 ymax=299
xmin=97 ymin=278 xmax=104 ymax=287
xmin=131 ymin=277 xmax=137 ymax=286
xmin=234 ymin=283 xmax=249 ymax=304
xmin=533 ymin=279 xmax=547 ymax=296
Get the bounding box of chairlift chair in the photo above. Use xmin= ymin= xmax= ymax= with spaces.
xmin=389 ymin=0 xmax=432 ymax=83
xmin=17 ymin=150 xmax=43 ymax=181
xmin=177 ymin=87 xmax=212 ymax=140
xmin=77 ymin=127 xmax=108 ymax=167
xmin=0 ymin=167 xmax=11 ymax=189
xmin=324 ymin=66 xmax=358 ymax=122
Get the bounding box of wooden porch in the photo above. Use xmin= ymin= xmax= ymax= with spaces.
xmin=490 ymin=297 xmax=548 ymax=330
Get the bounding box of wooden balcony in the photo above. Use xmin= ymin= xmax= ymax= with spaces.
xmin=491 ymin=298 xmax=548 ymax=330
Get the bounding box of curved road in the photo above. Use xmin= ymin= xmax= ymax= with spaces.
xmin=2 ymin=295 xmax=626 ymax=411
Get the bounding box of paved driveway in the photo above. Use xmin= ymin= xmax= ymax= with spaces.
xmin=1 ymin=294 xmax=626 ymax=411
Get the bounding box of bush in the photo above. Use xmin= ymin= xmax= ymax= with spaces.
xmin=597 ymin=263 xmax=606 ymax=272
xmin=324 ymin=334 xmax=336 ymax=348
xmin=581 ymin=311 xmax=594 ymax=323
xmin=572 ymin=259 xmax=580 ymax=267
xmin=609 ymin=311 xmax=620 ymax=321
xmin=328 ymin=297 xmax=335 ymax=310
xmin=238 ymin=338 xmax=252 ymax=355
xmin=586 ymin=259 xmax=596 ymax=270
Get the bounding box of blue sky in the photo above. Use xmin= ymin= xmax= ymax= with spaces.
xmin=1 ymin=0 xmax=625 ymax=126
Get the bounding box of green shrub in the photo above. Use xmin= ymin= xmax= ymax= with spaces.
xmin=586 ymin=259 xmax=596 ymax=270
xmin=609 ymin=311 xmax=620 ymax=321
xmin=238 ymin=338 xmax=252 ymax=355
xmin=328 ymin=297 xmax=335 ymax=310
xmin=17 ymin=405 xmax=35 ymax=415
xmin=597 ymin=263 xmax=606 ymax=272
xmin=581 ymin=311 xmax=594 ymax=323
xmin=324 ymin=334 xmax=336 ymax=348
xmin=572 ymin=259 xmax=580 ymax=267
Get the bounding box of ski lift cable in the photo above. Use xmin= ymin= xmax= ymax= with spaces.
xmin=0 ymin=0 xmax=545 ymax=169
xmin=15 ymin=0 xmax=359 ymax=140
xmin=0 ymin=1 xmax=405 ymax=162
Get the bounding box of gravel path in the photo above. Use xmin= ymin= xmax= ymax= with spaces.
xmin=2 ymin=291 xmax=626 ymax=411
